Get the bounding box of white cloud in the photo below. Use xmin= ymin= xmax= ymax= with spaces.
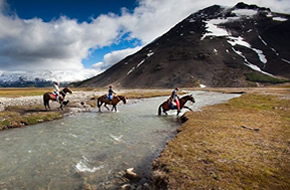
xmin=92 ymin=46 xmax=142 ymax=72
xmin=0 ymin=0 xmax=289 ymax=81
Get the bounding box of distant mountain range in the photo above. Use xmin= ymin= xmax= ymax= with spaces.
xmin=0 ymin=70 xmax=96 ymax=87
xmin=75 ymin=2 xmax=290 ymax=88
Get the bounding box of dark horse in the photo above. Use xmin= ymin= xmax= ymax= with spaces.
xmin=43 ymin=87 xmax=72 ymax=110
xmin=97 ymin=95 xmax=126 ymax=112
xmin=158 ymin=94 xmax=195 ymax=116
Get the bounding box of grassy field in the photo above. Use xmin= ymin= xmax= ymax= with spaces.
xmin=0 ymin=88 xmax=51 ymax=97
xmin=153 ymin=90 xmax=290 ymax=189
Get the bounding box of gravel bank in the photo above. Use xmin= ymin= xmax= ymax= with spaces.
xmin=0 ymin=91 xmax=106 ymax=112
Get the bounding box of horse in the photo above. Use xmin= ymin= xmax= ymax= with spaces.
xmin=158 ymin=94 xmax=195 ymax=116
xmin=97 ymin=95 xmax=126 ymax=112
xmin=43 ymin=87 xmax=72 ymax=110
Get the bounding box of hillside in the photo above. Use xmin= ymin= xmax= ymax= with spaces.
xmin=76 ymin=2 xmax=290 ymax=88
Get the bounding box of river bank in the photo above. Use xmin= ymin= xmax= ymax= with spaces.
xmin=0 ymin=88 xmax=177 ymax=131
xmin=152 ymin=87 xmax=290 ymax=189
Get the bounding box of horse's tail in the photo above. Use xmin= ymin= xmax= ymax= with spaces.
xmin=43 ymin=93 xmax=49 ymax=109
xmin=158 ymin=104 xmax=162 ymax=116
xmin=43 ymin=94 xmax=46 ymax=107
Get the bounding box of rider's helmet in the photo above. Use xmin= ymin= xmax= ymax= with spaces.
xmin=175 ymin=87 xmax=179 ymax=91
xmin=109 ymin=85 xmax=112 ymax=88
xmin=55 ymin=81 xmax=59 ymax=86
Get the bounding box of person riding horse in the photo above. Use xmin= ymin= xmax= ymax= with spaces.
xmin=107 ymin=85 xmax=116 ymax=102
xmin=170 ymin=87 xmax=180 ymax=111
xmin=43 ymin=86 xmax=72 ymax=110
xmin=53 ymin=81 xmax=60 ymax=102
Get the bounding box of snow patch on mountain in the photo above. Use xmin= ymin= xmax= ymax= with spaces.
xmin=228 ymin=36 xmax=267 ymax=64
xmin=282 ymin=58 xmax=290 ymax=64
xmin=137 ymin=59 xmax=146 ymax=68
xmin=231 ymin=47 xmax=272 ymax=76
xmin=127 ymin=67 xmax=135 ymax=75
xmin=272 ymin=17 xmax=288 ymax=22
xmin=232 ymin=9 xmax=258 ymax=17
xmin=201 ymin=17 xmax=236 ymax=40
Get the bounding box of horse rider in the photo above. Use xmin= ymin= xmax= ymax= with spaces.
xmin=170 ymin=87 xmax=180 ymax=111
xmin=107 ymin=85 xmax=116 ymax=102
xmin=53 ymin=81 xmax=60 ymax=102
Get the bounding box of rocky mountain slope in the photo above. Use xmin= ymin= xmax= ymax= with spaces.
xmin=76 ymin=2 xmax=290 ymax=88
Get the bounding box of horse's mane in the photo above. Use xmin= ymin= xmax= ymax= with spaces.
xmin=180 ymin=94 xmax=191 ymax=99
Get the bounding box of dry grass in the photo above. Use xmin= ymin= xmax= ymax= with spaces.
xmin=0 ymin=88 xmax=51 ymax=97
xmin=153 ymin=91 xmax=290 ymax=190
xmin=0 ymin=87 xmax=101 ymax=97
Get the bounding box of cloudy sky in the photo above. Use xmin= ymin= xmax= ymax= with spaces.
xmin=0 ymin=0 xmax=289 ymax=80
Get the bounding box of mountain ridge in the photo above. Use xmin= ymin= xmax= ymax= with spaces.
xmin=76 ymin=2 xmax=290 ymax=88
xmin=78 ymin=2 xmax=290 ymax=88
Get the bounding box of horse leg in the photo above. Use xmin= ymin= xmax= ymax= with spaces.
xmin=47 ymin=100 xmax=51 ymax=110
xmin=163 ymin=110 xmax=168 ymax=115
xmin=183 ymin=106 xmax=192 ymax=111
xmin=59 ymin=102 xmax=63 ymax=110
xmin=44 ymin=101 xmax=48 ymax=110
xmin=98 ymin=102 xmax=103 ymax=112
xmin=104 ymin=104 xmax=110 ymax=111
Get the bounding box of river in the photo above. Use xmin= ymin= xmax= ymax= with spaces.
xmin=0 ymin=91 xmax=240 ymax=189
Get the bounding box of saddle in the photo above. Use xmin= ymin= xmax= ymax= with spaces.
xmin=51 ymin=93 xmax=62 ymax=100
xmin=168 ymin=98 xmax=177 ymax=109
xmin=105 ymin=94 xmax=114 ymax=101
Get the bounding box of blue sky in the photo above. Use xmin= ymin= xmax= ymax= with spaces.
xmin=7 ymin=0 xmax=137 ymax=22
xmin=7 ymin=0 xmax=139 ymax=68
xmin=0 ymin=0 xmax=289 ymax=81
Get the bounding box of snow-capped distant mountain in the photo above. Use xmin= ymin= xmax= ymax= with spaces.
xmin=0 ymin=70 xmax=98 ymax=87
xmin=76 ymin=2 xmax=290 ymax=88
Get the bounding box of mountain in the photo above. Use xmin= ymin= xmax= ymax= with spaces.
xmin=0 ymin=70 xmax=97 ymax=87
xmin=76 ymin=2 xmax=290 ymax=88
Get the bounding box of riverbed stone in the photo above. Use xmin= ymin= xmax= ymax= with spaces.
xmin=125 ymin=168 xmax=141 ymax=181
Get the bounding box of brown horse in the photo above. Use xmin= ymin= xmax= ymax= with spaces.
xmin=158 ymin=94 xmax=195 ymax=116
xmin=43 ymin=87 xmax=72 ymax=110
xmin=97 ymin=95 xmax=126 ymax=112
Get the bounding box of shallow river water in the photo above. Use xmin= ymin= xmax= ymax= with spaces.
xmin=0 ymin=91 xmax=240 ymax=189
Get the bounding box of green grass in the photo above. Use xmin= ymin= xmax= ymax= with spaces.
xmin=0 ymin=107 xmax=63 ymax=130
xmin=245 ymin=72 xmax=290 ymax=84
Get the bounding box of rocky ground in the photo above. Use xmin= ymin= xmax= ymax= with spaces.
xmin=0 ymin=90 xmax=103 ymax=112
